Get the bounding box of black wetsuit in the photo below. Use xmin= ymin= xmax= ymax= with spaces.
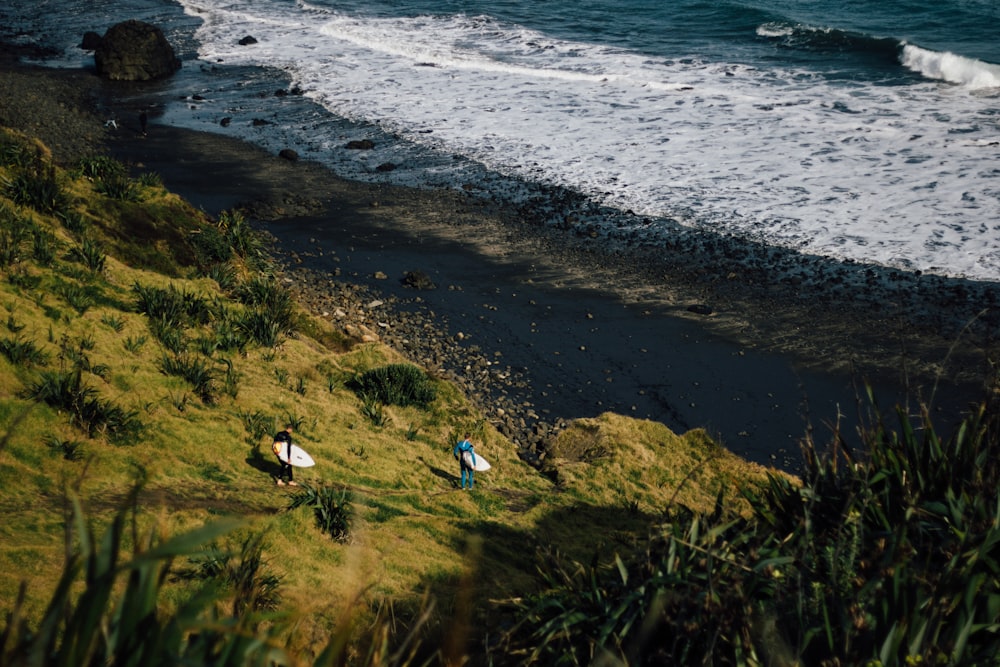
xmin=273 ymin=429 xmax=293 ymax=483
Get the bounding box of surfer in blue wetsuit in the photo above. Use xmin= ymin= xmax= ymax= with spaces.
xmin=453 ymin=433 xmax=476 ymax=490
xmin=272 ymin=424 xmax=297 ymax=487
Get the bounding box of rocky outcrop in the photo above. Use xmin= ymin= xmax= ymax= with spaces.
xmin=80 ymin=31 xmax=102 ymax=51
xmin=93 ymin=20 xmax=181 ymax=81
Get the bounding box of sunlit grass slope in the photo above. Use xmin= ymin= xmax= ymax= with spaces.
xmin=0 ymin=126 xmax=782 ymax=657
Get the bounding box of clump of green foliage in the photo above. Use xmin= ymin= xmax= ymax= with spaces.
xmin=497 ymin=391 xmax=1000 ymax=666
xmin=178 ymin=531 xmax=284 ymax=619
xmin=287 ymin=483 xmax=353 ymax=542
xmin=0 ymin=483 xmax=434 ymax=666
xmin=351 ymin=363 xmax=437 ymax=408
xmin=23 ymin=369 xmax=142 ymax=442
xmin=2 ymin=153 xmax=70 ymax=215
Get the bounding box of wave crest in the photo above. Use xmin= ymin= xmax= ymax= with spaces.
xmin=900 ymin=44 xmax=1000 ymax=89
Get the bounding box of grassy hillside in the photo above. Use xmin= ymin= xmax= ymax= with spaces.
xmin=0 ymin=127 xmax=781 ymax=662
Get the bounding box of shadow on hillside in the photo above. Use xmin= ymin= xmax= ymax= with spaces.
xmin=244 ymin=452 xmax=282 ymax=481
xmin=418 ymin=456 xmax=461 ymax=488
xmin=413 ymin=500 xmax=663 ymax=666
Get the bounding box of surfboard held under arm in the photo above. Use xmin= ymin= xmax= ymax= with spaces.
xmin=278 ymin=443 xmax=315 ymax=467
xmin=462 ymin=451 xmax=491 ymax=471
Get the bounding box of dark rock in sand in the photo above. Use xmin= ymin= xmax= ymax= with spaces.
xmin=278 ymin=148 xmax=299 ymax=161
xmin=252 ymin=118 xmax=271 ymax=126
xmin=94 ymin=20 xmax=181 ymax=81
xmin=376 ymin=162 xmax=397 ymax=173
xmin=80 ymin=31 xmax=102 ymax=51
xmin=687 ymin=304 xmax=714 ymax=316
xmin=238 ymin=35 xmax=258 ymax=46
xmin=220 ymin=117 xmax=231 ymax=127
xmin=346 ymin=139 xmax=375 ymax=150
xmin=401 ymin=270 xmax=437 ymax=290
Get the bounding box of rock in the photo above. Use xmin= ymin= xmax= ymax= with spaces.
xmin=94 ymin=20 xmax=181 ymax=81
xmin=375 ymin=162 xmax=397 ymax=172
xmin=80 ymin=31 xmax=102 ymax=51
xmin=401 ymin=270 xmax=437 ymax=290
xmin=346 ymin=139 xmax=375 ymax=150
xmin=687 ymin=304 xmax=714 ymax=316
xmin=252 ymin=118 xmax=271 ymax=126
xmin=238 ymin=35 xmax=258 ymax=45
xmin=278 ymin=148 xmax=298 ymax=161
xmin=373 ymin=272 xmax=388 ymax=280
xmin=220 ymin=117 xmax=231 ymax=127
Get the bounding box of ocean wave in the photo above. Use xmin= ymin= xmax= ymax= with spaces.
xmin=900 ymin=43 xmax=1000 ymax=89
xmin=755 ymin=21 xmax=901 ymax=62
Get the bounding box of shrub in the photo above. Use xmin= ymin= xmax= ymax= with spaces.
xmin=351 ymin=363 xmax=437 ymax=408
xmin=234 ymin=275 xmax=294 ymax=322
xmin=287 ymin=484 xmax=353 ymax=542
xmin=55 ymin=281 xmax=94 ymax=315
xmin=0 ymin=335 xmax=49 ymax=368
xmin=24 ymin=369 xmax=143 ymax=442
xmin=57 ymin=209 xmax=89 ymax=236
xmin=76 ymin=155 xmax=127 ymax=180
xmin=238 ymin=408 xmax=273 ymax=448
xmin=3 ymin=158 xmax=70 ymax=215
xmin=136 ymin=171 xmax=162 ymax=188
xmin=0 ymin=133 xmax=33 ymax=168
xmin=218 ymin=209 xmax=266 ymax=264
xmin=95 ymin=173 xmax=142 ymax=202
xmin=0 ymin=485 xmax=275 ymax=665
xmin=100 ymin=313 xmax=126 ymax=333
xmin=159 ymin=353 xmax=218 ymax=404
xmin=178 ymin=532 xmax=283 ymax=618
xmin=189 ymin=225 xmax=232 ymax=266
xmin=132 ymin=282 xmax=212 ymax=326
xmin=360 ymin=397 xmax=390 ymax=427
xmin=44 ymin=434 xmax=85 ymax=461
xmin=66 ymin=237 xmax=107 ymax=273
xmin=497 ymin=393 xmax=1000 ymax=666
xmin=0 ymin=206 xmax=32 ymax=268
xmin=206 ymin=262 xmax=237 ymax=291
xmin=31 ymin=226 xmax=58 ymax=266
xmin=234 ymin=309 xmax=285 ymax=348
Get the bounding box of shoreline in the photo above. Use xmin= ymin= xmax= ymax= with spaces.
xmin=2 ymin=53 xmax=995 ymax=470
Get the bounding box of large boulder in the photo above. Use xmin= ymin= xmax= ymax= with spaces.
xmin=94 ymin=20 xmax=181 ymax=81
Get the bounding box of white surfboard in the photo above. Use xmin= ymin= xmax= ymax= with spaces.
xmin=462 ymin=450 xmax=491 ymax=472
xmin=277 ymin=442 xmax=315 ymax=467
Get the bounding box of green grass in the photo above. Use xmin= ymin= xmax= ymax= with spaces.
xmin=6 ymin=124 xmax=985 ymax=667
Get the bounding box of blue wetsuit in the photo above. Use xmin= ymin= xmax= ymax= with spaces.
xmin=453 ymin=439 xmax=476 ymax=489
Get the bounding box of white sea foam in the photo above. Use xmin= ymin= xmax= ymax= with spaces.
xmin=900 ymin=44 xmax=1000 ymax=89
xmin=175 ymin=0 xmax=1000 ymax=282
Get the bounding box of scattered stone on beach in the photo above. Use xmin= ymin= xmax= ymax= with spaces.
xmin=346 ymin=139 xmax=375 ymax=150
xmin=401 ymin=270 xmax=437 ymax=290
xmin=687 ymin=304 xmax=714 ymax=315
xmin=238 ymin=35 xmax=258 ymax=46
xmin=278 ymin=148 xmax=298 ymax=161
xmin=94 ymin=20 xmax=181 ymax=81
xmin=220 ymin=117 xmax=231 ymax=127
xmin=373 ymin=271 xmax=388 ymax=280
xmin=376 ymin=162 xmax=397 ymax=172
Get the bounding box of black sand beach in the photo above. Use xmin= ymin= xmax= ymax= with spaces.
xmin=2 ymin=48 xmax=995 ymax=470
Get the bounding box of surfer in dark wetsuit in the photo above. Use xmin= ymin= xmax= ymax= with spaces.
xmin=453 ymin=433 xmax=476 ymax=490
xmin=272 ymin=424 xmax=297 ymax=486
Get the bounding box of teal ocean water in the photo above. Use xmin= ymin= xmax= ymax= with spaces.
xmin=4 ymin=0 xmax=1000 ymax=282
